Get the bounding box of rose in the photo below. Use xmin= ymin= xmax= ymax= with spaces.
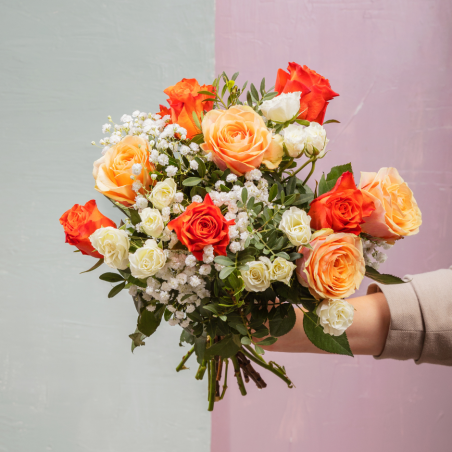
xmin=358 ymin=167 xmax=422 ymax=241
xmin=60 ymin=200 xmax=116 ymax=258
xmin=241 ymin=258 xmax=271 ymax=292
xmin=275 ymin=62 xmax=339 ymax=124
xmin=303 ymin=122 xmax=328 ymax=158
xmin=200 ymin=105 xmax=284 ymax=175
xmin=270 ymin=257 xmax=297 ymax=286
xmin=93 ymin=136 xmax=154 ymax=206
xmin=283 ymin=123 xmax=307 ymax=157
xmin=309 ymin=171 xmax=375 ymax=235
xmin=163 ymin=78 xmax=215 ymax=139
xmin=279 ymin=207 xmax=312 ymax=246
xmin=260 ymin=92 xmax=301 ymax=122
xmin=316 ymin=299 xmax=355 ymax=336
xmin=129 ymin=239 xmax=166 ymax=278
xmin=89 ymin=226 xmax=130 ymax=270
xmin=148 ymin=178 xmax=177 ymax=210
xmin=296 ymin=229 xmax=365 ymax=300
xmin=139 ymin=208 xmax=164 ymax=237
xmin=167 ymin=194 xmax=235 ymax=260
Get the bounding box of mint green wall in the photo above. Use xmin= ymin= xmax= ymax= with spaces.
xmin=0 ymin=1 xmax=214 ymax=451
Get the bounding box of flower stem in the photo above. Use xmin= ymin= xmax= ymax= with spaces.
xmin=302 ymin=161 xmax=316 ymax=187
xmin=231 ymin=355 xmax=247 ymax=396
xmin=208 ymin=359 xmax=217 ymax=411
xmin=195 ymin=360 xmax=207 ymax=380
xmin=281 ymin=157 xmax=315 ymax=183
xmin=220 ymin=359 xmax=229 ymax=400
xmin=175 ymin=346 xmax=195 ymax=372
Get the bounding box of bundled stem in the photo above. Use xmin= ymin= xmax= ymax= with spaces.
xmin=208 ymin=359 xmax=217 ymax=411
xmin=195 ymin=360 xmax=207 ymax=380
xmin=231 ymin=355 xmax=247 ymax=396
xmin=175 ymin=346 xmax=195 ymax=372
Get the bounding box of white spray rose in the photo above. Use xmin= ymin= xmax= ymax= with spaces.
xmin=90 ymin=226 xmax=129 ymax=270
xmin=283 ymin=123 xmax=307 ymax=157
xmin=129 ymin=239 xmax=167 ymax=278
xmin=279 ymin=207 xmax=311 ymax=246
xmin=260 ymin=92 xmax=301 ymax=123
xmin=139 ymin=207 xmax=164 ymax=237
xmin=241 ymin=257 xmax=271 ymax=292
xmin=316 ymin=299 xmax=355 ymax=336
xmin=270 ymin=257 xmax=297 ymax=286
xmin=148 ymin=178 xmax=177 ymax=210
xmin=304 ymin=122 xmax=328 ymax=158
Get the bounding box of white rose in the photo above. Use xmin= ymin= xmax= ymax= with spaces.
xmin=270 ymin=257 xmax=297 ymax=286
xmin=279 ymin=207 xmax=311 ymax=246
xmin=304 ymin=122 xmax=328 ymax=158
xmin=89 ymin=226 xmax=129 ymax=270
xmin=241 ymin=257 xmax=271 ymax=292
xmin=139 ymin=207 xmax=164 ymax=237
xmin=283 ymin=123 xmax=307 ymax=157
xmin=129 ymin=239 xmax=167 ymax=278
xmin=260 ymin=92 xmax=301 ymax=123
xmin=316 ymin=299 xmax=355 ymax=336
xmin=148 ymin=178 xmax=177 ymax=210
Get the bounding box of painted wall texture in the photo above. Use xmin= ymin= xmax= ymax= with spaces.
xmin=0 ymin=1 xmax=214 ymax=451
xmin=213 ymin=1 xmax=452 ymax=451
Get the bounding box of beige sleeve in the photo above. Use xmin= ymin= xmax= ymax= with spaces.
xmin=367 ymin=267 xmax=452 ymax=366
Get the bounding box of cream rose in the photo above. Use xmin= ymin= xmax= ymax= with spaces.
xmin=148 ymin=178 xmax=177 ymax=210
xmin=129 ymin=239 xmax=166 ymax=279
xmin=279 ymin=207 xmax=311 ymax=246
xmin=270 ymin=257 xmax=297 ymax=286
xmin=260 ymin=92 xmax=301 ymax=123
xmin=283 ymin=123 xmax=307 ymax=158
xmin=304 ymin=122 xmax=328 ymax=158
xmin=89 ymin=226 xmax=129 ymax=270
xmin=316 ymin=299 xmax=355 ymax=336
xmin=139 ymin=207 xmax=164 ymax=237
xmin=241 ymin=257 xmax=271 ymax=292
xmin=358 ymin=167 xmax=422 ymax=242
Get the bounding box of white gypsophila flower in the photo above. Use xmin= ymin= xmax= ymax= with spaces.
xmin=129 ymin=239 xmax=167 ymax=279
xmin=90 ymin=227 xmax=129 ymax=270
xmin=129 ymin=285 xmax=138 ymax=297
xmin=240 ymin=231 xmax=249 ymax=241
xmin=148 ymin=178 xmax=177 ymax=210
xmin=186 ymin=304 xmax=196 ymax=314
xmin=139 ymin=207 xmax=164 ymax=238
xmin=270 ymin=257 xmax=297 ymax=286
xmin=132 ymin=163 xmax=142 ymax=176
xmin=279 ymin=206 xmax=311 ymax=246
xmin=260 ymin=91 xmax=301 ymax=123
xmin=225 ymin=212 xmax=236 ymax=221
xmin=205 ymin=152 xmax=213 ymax=162
xmin=203 ymin=245 xmax=214 ymax=256
xmin=169 ymin=232 xmax=179 ymax=249
xmin=185 ymin=254 xmax=197 ymax=267
xmin=215 ymin=180 xmax=226 ymax=190
xmin=199 ymin=264 xmax=211 ymax=276
xmin=166 ymin=165 xmax=178 ymax=177
xmin=174 ymin=192 xmax=184 ymax=203
xmin=102 ymin=123 xmax=112 ymax=133
xmin=192 ymin=195 xmax=203 ymax=203
xmin=168 ymin=319 xmax=179 ymax=326
xmin=145 ymin=286 xmax=154 ymax=295
xmin=159 ymin=291 xmax=170 ymax=303
xmin=142 ymin=293 xmax=152 ymax=302
xmin=226 ymin=174 xmax=238 ymax=183
xmin=175 ymin=311 xmax=184 ymax=320
xmin=181 ymin=319 xmax=191 ymax=328
xmin=121 ymin=114 xmax=133 ymax=123
xmin=172 ymin=203 xmax=183 ymax=214
xmin=316 ymin=299 xmax=355 ymax=336
xmin=151 ymin=174 xmax=157 ymax=181
xmin=132 ymin=110 xmax=140 ymax=117
xmin=176 ymin=273 xmax=187 ymax=285
xmin=189 ymin=142 xmax=199 ymax=152
xmin=214 ymin=263 xmax=224 ymax=272
xmin=229 ymin=242 xmax=241 ymax=253
xmin=203 ymin=254 xmax=214 ymax=264
xmin=109 ymin=134 xmax=121 ymax=145
xmin=180 ymin=145 xmax=191 ymax=156
xmin=190 ymin=160 xmax=199 ymax=171
xmin=146 ymin=304 xmax=156 ymax=312
xmin=228 ymin=225 xmax=239 ymax=239
xmin=241 ymin=258 xmax=272 ymax=292
xmin=167 ymin=305 xmax=176 ymax=313
xmin=161 ymin=208 xmax=171 ymax=222
xmin=304 ymin=122 xmax=328 ymax=158
xmin=132 ymin=181 xmax=142 ymax=192
xmin=150 ymin=149 xmax=159 ymax=163
xmin=135 ymin=196 xmax=148 ymax=210
xmin=157 ymin=154 xmax=169 ymax=166
xmin=189 ymin=276 xmax=202 ymax=287
xmin=245 ymin=169 xmax=262 ymax=181
xmin=283 ymin=123 xmax=307 ymax=158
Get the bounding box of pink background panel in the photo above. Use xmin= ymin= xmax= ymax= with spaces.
xmin=213 ymin=0 xmax=452 ymax=451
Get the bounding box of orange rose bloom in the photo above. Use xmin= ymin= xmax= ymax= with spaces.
xmin=59 ymin=200 xmax=116 ymax=258
xmin=163 ymin=78 xmax=215 ymax=139
xmin=275 ymin=62 xmax=339 ymax=124
xmin=296 ymin=229 xmax=365 ymax=300
xmin=167 ymin=194 xmax=235 ymax=260
xmin=200 ymin=105 xmax=284 ymax=176
xmin=93 ymin=136 xmax=154 ymax=206
xmin=309 ymin=171 xmax=375 ymax=235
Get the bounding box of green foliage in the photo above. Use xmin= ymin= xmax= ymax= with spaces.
xmin=137 ymin=305 xmax=165 ymax=336
xmin=269 ymin=305 xmax=296 ymax=337
xmin=99 ymin=272 xmax=124 ymax=283
xmin=365 ymin=266 xmax=407 ymax=285
xmin=183 ymin=177 xmax=203 ymax=186
xmin=80 ymin=258 xmax=104 ymax=274
xmin=108 ymin=281 xmax=126 ymax=298
xmin=204 ymin=335 xmax=241 ymax=360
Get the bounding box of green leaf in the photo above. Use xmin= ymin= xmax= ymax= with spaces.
xmin=138 ymin=305 xmax=164 ymax=336
xmin=289 ymin=252 xmax=303 ymax=261
xmin=259 ymin=77 xmax=266 ymax=95
xmin=194 ymin=157 xmax=206 ymax=178
xmin=129 ymin=330 xmax=146 ymax=352
xmin=286 ymin=175 xmax=297 ymax=195
xmin=128 ymin=208 xmax=141 ymax=226
xmin=250 ymin=83 xmax=259 ymax=102
xmin=365 ymin=266 xmax=407 ymax=285
xmin=251 ymin=328 xmax=269 ymax=338
xmin=241 ymin=336 xmax=252 ymax=345
xmin=269 ymin=305 xmax=296 ymax=337
xmin=246 ymin=90 xmax=253 ymax=107
xmin=219 ymin=266 xmax=235 ymax=280
xmin=295 ymin=119 xmax=310 ymax=126
xmin=231 ymin=323 xmax=248 ymax=335
xmin=194 ymin=336 xmax=207 ymax=364
xmin=204 ymin=335 xmax=241 ymax=359
xmin=108 ymin=281 xmax=126 ymax=298
xmin=190 ymin=133 xmax=204 ymax=145
xmin=284 ymin=194 xmax=296 ymax=206
xmin=241 ymin=187 xmax=248 ymax=203
xmin=183 ymin=177 xmax=203 ymax=186
xmin=318 ymin=173 xmax=328 ymax=196
xmin=255 ymin=345 xmax=265 ymax=355
xmin=80 ymin=258 xmax=104 ymax=274
xmin=180 ymin=329 xmax=195 ymax=346
xmin=197 ymin=90 xmax=216 ymax=96
xmin=258 ymin=336 xmax=277 ymax=346
xmin=268 ymin=184 xmax=278 ymax=202
xmin=214 ymin=256 xmax=235 ymax=267
xmin=192 ymin=111 xmax=202 ymax=130
xmin=275 ymin=252 xmax=290 ymax=260
xmin=232 ymin=72 xmax=239 ymax=81
xmin=127 ymin=275 xmax=147 ymax=288
xmin=326 ymin=163 xmax=353 ymax=187
xmin=99 ymin=272 xmax=124 ymax=283
xmin=323 ymin=119 xmax=340 ymax=124
xmin=303 ymin=312 xmax=353 ymax=356
xmin=262 ymin=91 xmax=278 ymax=101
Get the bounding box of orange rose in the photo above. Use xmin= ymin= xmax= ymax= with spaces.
xmin=275 ymin=62 xmax=339 ymax=124
xmin=296 ymin=229 xmax=365 ymax=300
xmin=200 ymin=105 xmax=284 ymax=176
xmin=358 ymin=167 xmax=422 ymax=242
xmin=60 ymin=200 xmax=116 ymax=258
xmin=93 ymin=136 xmax=154 ymax=206
xmin=163 ymin=78 xmax=215 ymax=139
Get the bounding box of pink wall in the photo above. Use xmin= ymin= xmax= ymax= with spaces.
xmin=213 ymin=1 xmax=452 ymax=451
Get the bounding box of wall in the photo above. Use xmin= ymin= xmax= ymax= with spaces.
xmin=0 ymin=1 xmax=214 ymax=451
xmin=213 ymin=0 xmax=452 ymax=451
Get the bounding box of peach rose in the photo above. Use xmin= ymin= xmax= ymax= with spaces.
xmin=296 ymin=229 xmax=365 ymax=300
xmin=93 ymin=136 xmax=154 ymax=206
xmin=358 ymin=167 xmax=422 ymax=242
xmin=200 ymin=105 xmax=284 ymax=176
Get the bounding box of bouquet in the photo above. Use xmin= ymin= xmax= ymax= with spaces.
xmin=60 ymin=62 xmax=422 ymax=411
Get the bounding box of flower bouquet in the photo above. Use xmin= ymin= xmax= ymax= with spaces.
xmin=60 ymin=62 xmax=422 ymax=411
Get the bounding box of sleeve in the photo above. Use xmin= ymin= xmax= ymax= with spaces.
xmin=367 ymin=267 xmax=452 ymax=366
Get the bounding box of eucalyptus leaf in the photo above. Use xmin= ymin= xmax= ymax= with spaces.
xmin=219 ymin=266 xmax=235 ymax=280
xmin=183 ymin=177 xmax=203 ymax=186
xmin=214 ymin=256 xmax=235 ymax=267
